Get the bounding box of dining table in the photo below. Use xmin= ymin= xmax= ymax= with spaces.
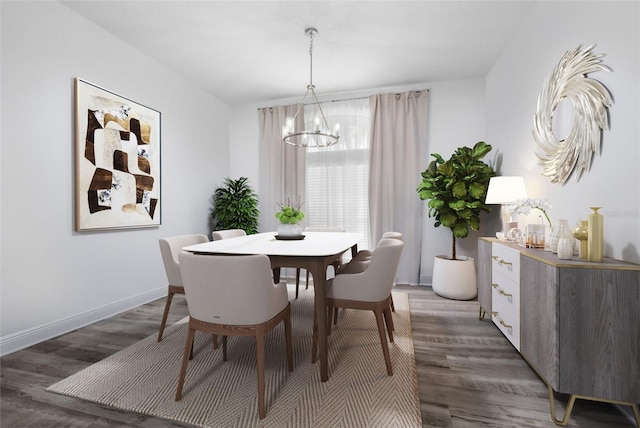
xmin=183 ymin=230 xmax=362 ymax=382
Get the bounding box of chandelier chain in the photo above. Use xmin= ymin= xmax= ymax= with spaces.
xmin=308 ymin=28 xmax=315 ymax=88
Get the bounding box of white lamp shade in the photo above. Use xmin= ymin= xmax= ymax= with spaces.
xmin=485 ymin=176 xmax=528 ymax=204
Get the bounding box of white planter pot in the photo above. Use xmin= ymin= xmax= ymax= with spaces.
xmin=276 ymin=223 xmax=303 ymax=237
xmin=432 ymin=255 xmax=477 ymax=300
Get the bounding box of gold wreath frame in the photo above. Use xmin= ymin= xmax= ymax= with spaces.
xmin=533 ymin=45 xmax=612 ymax=185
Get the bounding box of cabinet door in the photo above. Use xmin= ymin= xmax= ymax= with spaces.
xmin=520 ymin=256 xmax=560 ymax=390
xmin=557 ymin=268 xmax=640 ymax=401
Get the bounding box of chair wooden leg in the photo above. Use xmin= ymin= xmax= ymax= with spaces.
xmin=157 ymin=290 xmax=175 ymax=342
xmin=390 ymin=294 xmax=396 ymax=312
xmin=333 ymin=307 xmax=339 ymax=325
xmin=255 ymin=328 xmax=266 ymax=419
xmin=284 ymin=312 xmax=294 ymax=372
xmin=326 ymin=305 xmax=333 ymax=336
xmin=222 ymin=336 xmax=228 ymax=362
xmin=383 ymin=304 xmax=394 ymax=342
xmin=212 ymin=335 xmax=218 ymax=350
xmin=374 ymin=308 xmax=393 ymax=376
xmin=295 ymin=268 xmax=301 ymax=299
xmin=175 ymin=326 xmax=195 ymax=401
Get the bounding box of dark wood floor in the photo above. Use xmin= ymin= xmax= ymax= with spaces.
xmin=1 ymin=285 xmax=636 ymax=427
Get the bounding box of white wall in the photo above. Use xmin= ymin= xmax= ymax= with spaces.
xmin=486 ymin=1 xmax=640 ymax=263
xmin=229 ymin=78 xmax=487 ymax=284
xmin=0 ymin=1 xmax=230 ymax=355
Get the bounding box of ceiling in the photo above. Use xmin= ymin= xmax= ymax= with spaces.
xmin=61 ymin=1 xmax=536 ymax=106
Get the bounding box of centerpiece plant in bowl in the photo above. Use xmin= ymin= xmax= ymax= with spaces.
xmin=417 ymin=141 xmax=495 ymax=300
xmin=275 ymin=197 xmax=305 ymax=238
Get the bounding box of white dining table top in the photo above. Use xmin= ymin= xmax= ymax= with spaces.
xmin=183 ymin=231 xmax=362 ymax=257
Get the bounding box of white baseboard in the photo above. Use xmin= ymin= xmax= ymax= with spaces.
xmin=420 ymin=275 xmax=433 ymax=286
xmin=0 ymin=287 xmax=166 ymax=357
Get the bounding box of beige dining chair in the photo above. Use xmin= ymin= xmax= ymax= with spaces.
xmin=211 ymin=228 xmax=247 ymax=241
xmin=312 ymin=238 xmax=403 ymax=376
xmin=157 ymin=234 xmax=209 ymax=342
xmin=295 ymin=226 xmax=345 ymax=298
xmin=176 ymin=252 xmax=293 ymax=419
xmin=351 ymin=231 xmax=403 ymax=262
xmin=339 ymin=231 xmax=403 ymax=313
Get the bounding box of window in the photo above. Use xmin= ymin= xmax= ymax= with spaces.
xmin=305 ymin=98 xmax=371 ymax=249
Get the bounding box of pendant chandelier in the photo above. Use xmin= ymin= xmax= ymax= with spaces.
xmin=282 ymin=28 xmax=340 ymax=148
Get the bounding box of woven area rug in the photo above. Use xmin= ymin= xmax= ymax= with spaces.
xmin=47 ymin=285 xmax=421 ymax=427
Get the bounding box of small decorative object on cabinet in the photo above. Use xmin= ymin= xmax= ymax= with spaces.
xmin=556 ymin=237 xmax=573 ymax=259
xmin=512 ymin=198 xmax=552 ymax=250
xmin=525 ymin=223 xmax=545 ymax=249
xmin=571 ymin=220 xmax=589 ymax=259
xmin=478 ymin=237 xmax=640 ymax=427
xmin=588 ymin=207 xmax=604 ymax=262
xmin=549 ymin=219 xmax=572 ymax=254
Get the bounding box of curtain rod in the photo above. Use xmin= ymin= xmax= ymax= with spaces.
xmin=258 ymin=89 xmax=429 ymax=110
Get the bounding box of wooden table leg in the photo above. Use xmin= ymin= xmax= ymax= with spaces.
xmin=350 ymin=244 xmax=358 ymax=258
xmin=308 ymin=258 xmax=329 ymax=382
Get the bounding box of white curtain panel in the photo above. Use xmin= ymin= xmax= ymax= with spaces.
xmin=258 ymin=105 xmax=306 ymax=232
xmin=369 ymin=91 xmax=428 ymax=285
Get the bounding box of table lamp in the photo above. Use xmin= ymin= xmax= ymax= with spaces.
xmin=485 ymin=176 xmax=528 ymax=240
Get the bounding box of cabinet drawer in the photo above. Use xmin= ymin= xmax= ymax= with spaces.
xmin=492 ymin=270 xmax=521 ymax=350
xmin=491 ymin=243 xmax=520 ymax=283
xmin=492 ymin=294 xmax=520 ymax=350
xmin=492 ymin=269 xmax=520 ymax=304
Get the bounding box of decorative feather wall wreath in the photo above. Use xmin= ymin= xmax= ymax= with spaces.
xmin=532 ymin=45 xmax=612 ymax=185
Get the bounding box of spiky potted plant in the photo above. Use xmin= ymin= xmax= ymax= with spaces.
xmin=417 ymin=141 xmax=496 ymax=299
xmin=210 ymin=177 xmax=260 ymax=235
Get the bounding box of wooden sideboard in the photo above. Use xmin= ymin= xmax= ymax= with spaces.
xmin=478 ymin=237 xmax=640 ymax=426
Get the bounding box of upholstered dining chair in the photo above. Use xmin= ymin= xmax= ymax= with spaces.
xmin=211 ymin=228 xmax=247 ymax=241
xmin=176 ymin=252 xmax=293 ymax=419
xmin=157 ymin=234 xmax=209 ymax=342
xmin=312 ymin=238 xmax=403 ymax=376
xmin=351 ymin=231 xmax=403 ymax=262
xmin=295 ymin=226 xmax=345 ymax=298
xmin=339 ymin=231 xmax=403 ymax=313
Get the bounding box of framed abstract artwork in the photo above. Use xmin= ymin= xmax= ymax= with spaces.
xmin=75 ymin=78 xmax=161 ymax=231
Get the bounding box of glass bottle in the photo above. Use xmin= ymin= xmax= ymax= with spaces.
xmin=550 ymin=219 xmax=573 ymax=254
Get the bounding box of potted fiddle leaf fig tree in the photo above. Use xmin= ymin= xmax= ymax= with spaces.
xmin=210 ymin=177 xmax=260 ymax=235
xmin=417 ymin=141 xmax=496 ymax=299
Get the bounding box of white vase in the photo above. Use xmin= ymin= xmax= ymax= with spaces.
xmin=557 ymin=237 xmax=574 ymax=259
xmin=432 ymin=255 xmax=477 ymax=300
xmin=549 ymin=219 xmax=572 ymax=253
xmin=277 ymin=223 xmax=303 ymax=237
